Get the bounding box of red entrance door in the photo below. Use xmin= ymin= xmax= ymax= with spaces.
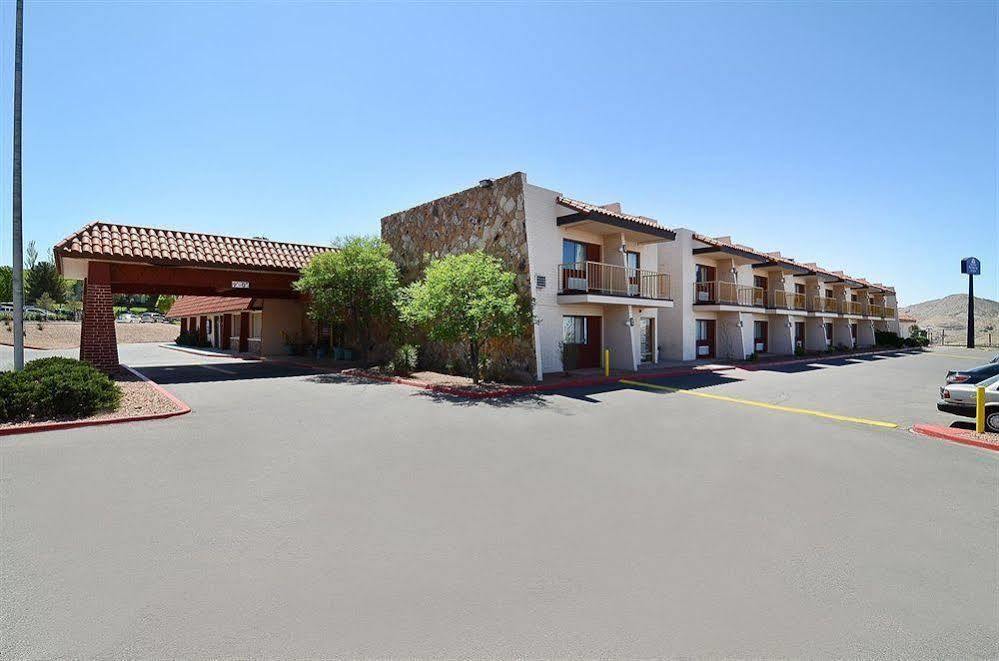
xmin=238 ymin=312 xmax=250 ymax=352
xmin=221 ymin=314 xmax=232 ymax=351
xmin=577 ymin=316 xmax=602 ymax=369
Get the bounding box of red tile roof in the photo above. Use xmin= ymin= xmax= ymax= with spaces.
xmin=55 ymin=221 xmax=331 ymax=273
xmin=692 ymin=233 xmax=894 ymax=293
xmin=166 ymin=296 xmax=255 ymax=318
xmin=556 ymin=196 xmax=666 ymax=230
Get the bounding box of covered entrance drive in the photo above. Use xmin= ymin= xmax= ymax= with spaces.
xmin=55 ymin=221 xmax=330 ymax=371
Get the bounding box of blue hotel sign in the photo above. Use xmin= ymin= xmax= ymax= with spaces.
xmin=961 ymin=257 xmax=981 ymax=276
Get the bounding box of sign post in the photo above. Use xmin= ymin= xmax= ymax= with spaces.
xmin=961 ymin=257 xmax=981 ymax=349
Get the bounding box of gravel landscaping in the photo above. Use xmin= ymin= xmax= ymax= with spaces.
xmin=0 ymin=369 xmax=185 ymax=432
xmin=1 ymin=321 xmax=179 ymax=349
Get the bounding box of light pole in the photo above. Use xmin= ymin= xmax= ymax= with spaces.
xmin=11 ymin=0 xmax=24 ymax=371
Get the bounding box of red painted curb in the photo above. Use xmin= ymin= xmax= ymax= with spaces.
xmin=0 ymin=365 xmax=191 ymax=437
xmin=911 ymin=424 xmax=999 ymax=453
xmin=346 ymin=365 xmax=735 ymax=399
xmin=739 ymin=348 xmax=922 ymax=371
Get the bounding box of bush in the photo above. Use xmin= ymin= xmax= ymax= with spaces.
xmin=1 ymin=357 xmax=122 ymax=421
xmin=388 ymin=344 xmax=419 ymax=375
xmin=875 ymin=330 xmax=904 ymax=349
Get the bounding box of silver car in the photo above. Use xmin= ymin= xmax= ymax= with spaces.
xmin=938 ymin=373 xmax=999 ymax=432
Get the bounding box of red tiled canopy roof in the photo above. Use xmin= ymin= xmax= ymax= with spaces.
xmin=55 ymin=221 xmax=332 ymax=273
xmin=556 ymin=196 xmax=666 ymax=230
xmin=166 ymin=296 xmax=255 ymax=318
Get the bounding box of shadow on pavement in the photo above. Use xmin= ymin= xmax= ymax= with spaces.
xmin=131 ymin=361 xmax=327 ymax=384
xmin=746 ymin=350 xmax=917 ymax=374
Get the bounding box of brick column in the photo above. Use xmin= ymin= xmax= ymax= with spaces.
xmin=79 ymin=262 xmax=119 ymax=372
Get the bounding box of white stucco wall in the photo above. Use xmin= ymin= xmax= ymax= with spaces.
xmin=259 ymin=298 xmax=307 ymax=355
xmin=523 ymin=181 xmax=667 ymax=375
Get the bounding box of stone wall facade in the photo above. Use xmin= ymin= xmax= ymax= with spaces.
xmin=381 ymin=172 xmax=537 ymax=380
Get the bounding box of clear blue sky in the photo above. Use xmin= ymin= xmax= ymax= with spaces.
xmin=0 ymin=1 xmax=995 ymax=305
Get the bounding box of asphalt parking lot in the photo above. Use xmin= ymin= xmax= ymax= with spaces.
xmin=1 ymin=344 xmax=996 ymax=657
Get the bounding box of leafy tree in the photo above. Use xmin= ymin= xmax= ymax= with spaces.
xmin=0 ymin=265 xmax=12 ymax=302
xmin=36 ymin=292 xmax=56 ymax=311
xmin=25 ymin=240 xmax=37 ymax=270
xmin=155 ymin=295 xmax=177 ymax=315
xmin=400 ymin=251 xmax=529 ymax=384
xmin=293 ymin=236 xmax=400 ymax=361
xmin=25 ymin=261 xmax=66 ymax=304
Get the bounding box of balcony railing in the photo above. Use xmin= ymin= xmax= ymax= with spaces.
xmin=842 ymin=301 xmax=865 ymax=315
xmin=770 ymin=290 xmax=807 ymax=310
xmin=559 ymin=261 xmax=671 ymax=300
xmin=693 ymin=281 xmax=765 ymax=307
xmin=810 ymin=297 xmax=840 ymax=313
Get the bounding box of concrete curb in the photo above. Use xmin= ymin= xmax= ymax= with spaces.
xmin=159 ymin=343 xmax=261 ymax=360
xmin=0 ymin=364 xmax=191 ymax=437
xmin=738 ymin=348 xmax=923 ymax=371
xmin=911 ymin=424 xmax=999 ymax=453
xmin=346 ymin=365 xmax=736 ymax=400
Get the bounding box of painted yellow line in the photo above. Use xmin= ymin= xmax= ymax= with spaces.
xmin=619 ymin=379 xmax=898 ymax=429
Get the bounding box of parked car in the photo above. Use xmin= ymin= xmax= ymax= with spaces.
xmin=938 ymin=373 xmax=999 ymax=432
xmin=117 ymin=312 xmax=140 ymax=323
xmin=944 ymin=359 xmax=999 ymax=385
xmin=24 ymin=306 xmax=56 ymax=320
xmin=140 ymin=312 xmax=165 ymax=323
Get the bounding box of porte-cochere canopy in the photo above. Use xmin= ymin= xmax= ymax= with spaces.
xmin=55 ymin=221 xmax=332 ymax=371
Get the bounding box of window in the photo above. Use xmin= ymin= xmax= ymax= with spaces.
xmin=626 ymin=251 xmax=640 ymax=270
xmin=825 ymin=289 xmax=833 ymax=298
xmin=695 ymin=264 xmax=714 ymax=283
xmin=795 ymin=283 xmax=806 ymax=295
xmin=824 ymin=322 xmax=833 ymax=344
xmin=562 ymin=239 xmax=587 ymax=267
xmin=563 ymin=316 xmax=587 ymax=345
xmin=754 ymin=275 xmax=768 ymax=290
xmin=795 ymin=322 xmax=805 ymax=347
xmin=696 ymin=319 xmax=711 ymax=341
xmin=250 ymin=312 xmax=262 ymax=339
xmin=754 ymin=321 xmax=767 ymax=339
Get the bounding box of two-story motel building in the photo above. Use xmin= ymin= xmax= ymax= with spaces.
xmin=380 ymin=172 xmax=899 ymax=381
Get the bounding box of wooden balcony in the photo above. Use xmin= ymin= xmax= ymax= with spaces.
xmin=693 ymin=281 xmax=765 ymax=307
xmin=810 ymin=297 xmax=840 ymax=314
xmin=769 ymin=290 xmax=807 ymax=311
xmin=842 ymin=301 xmax=865 ymax=315
xmin=559 ymin=261 xmax=671 ymax=300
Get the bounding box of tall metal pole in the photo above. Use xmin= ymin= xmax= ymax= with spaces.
xmin=11 ymin=0 xmax=24 ymax=371
xmin=967 ymin=272 xmax=975 ymax=349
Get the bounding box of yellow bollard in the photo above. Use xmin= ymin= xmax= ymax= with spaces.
xmin=604 ymin=348 xmax=610 ymax=376
xmin=976 ymin=386 xmax=986 ymax=434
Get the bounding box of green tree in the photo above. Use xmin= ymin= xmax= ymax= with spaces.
xmin=293 ymin=236 xmax=400 ymax=361
xmin=400 ymin=251 xmax=529 ymax=384
xmin=0 ymin=265 xmax=12 ymax=302
xmin=36 ymin=292 xmax=56 ymax=312
xmin=25 ymin=261 xmax=66 ymax=305
xmin=155 ymin=295 xmax=177 ymax=315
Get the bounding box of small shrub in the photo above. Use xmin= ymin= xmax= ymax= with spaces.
xmin=1 ymin=357 xmax=121 ymax=421
xmin=388 ymin=344 xmax=419 ymax=376
xmin=176 ymin=330 xmax=198 ymax=347
xmin=747 ymin=352 xmax=759 ymax=362
xmin=875 ymin=330 xmax=904 ymax=349
xmin=794 ymin=345 xmax=806 ymax=357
